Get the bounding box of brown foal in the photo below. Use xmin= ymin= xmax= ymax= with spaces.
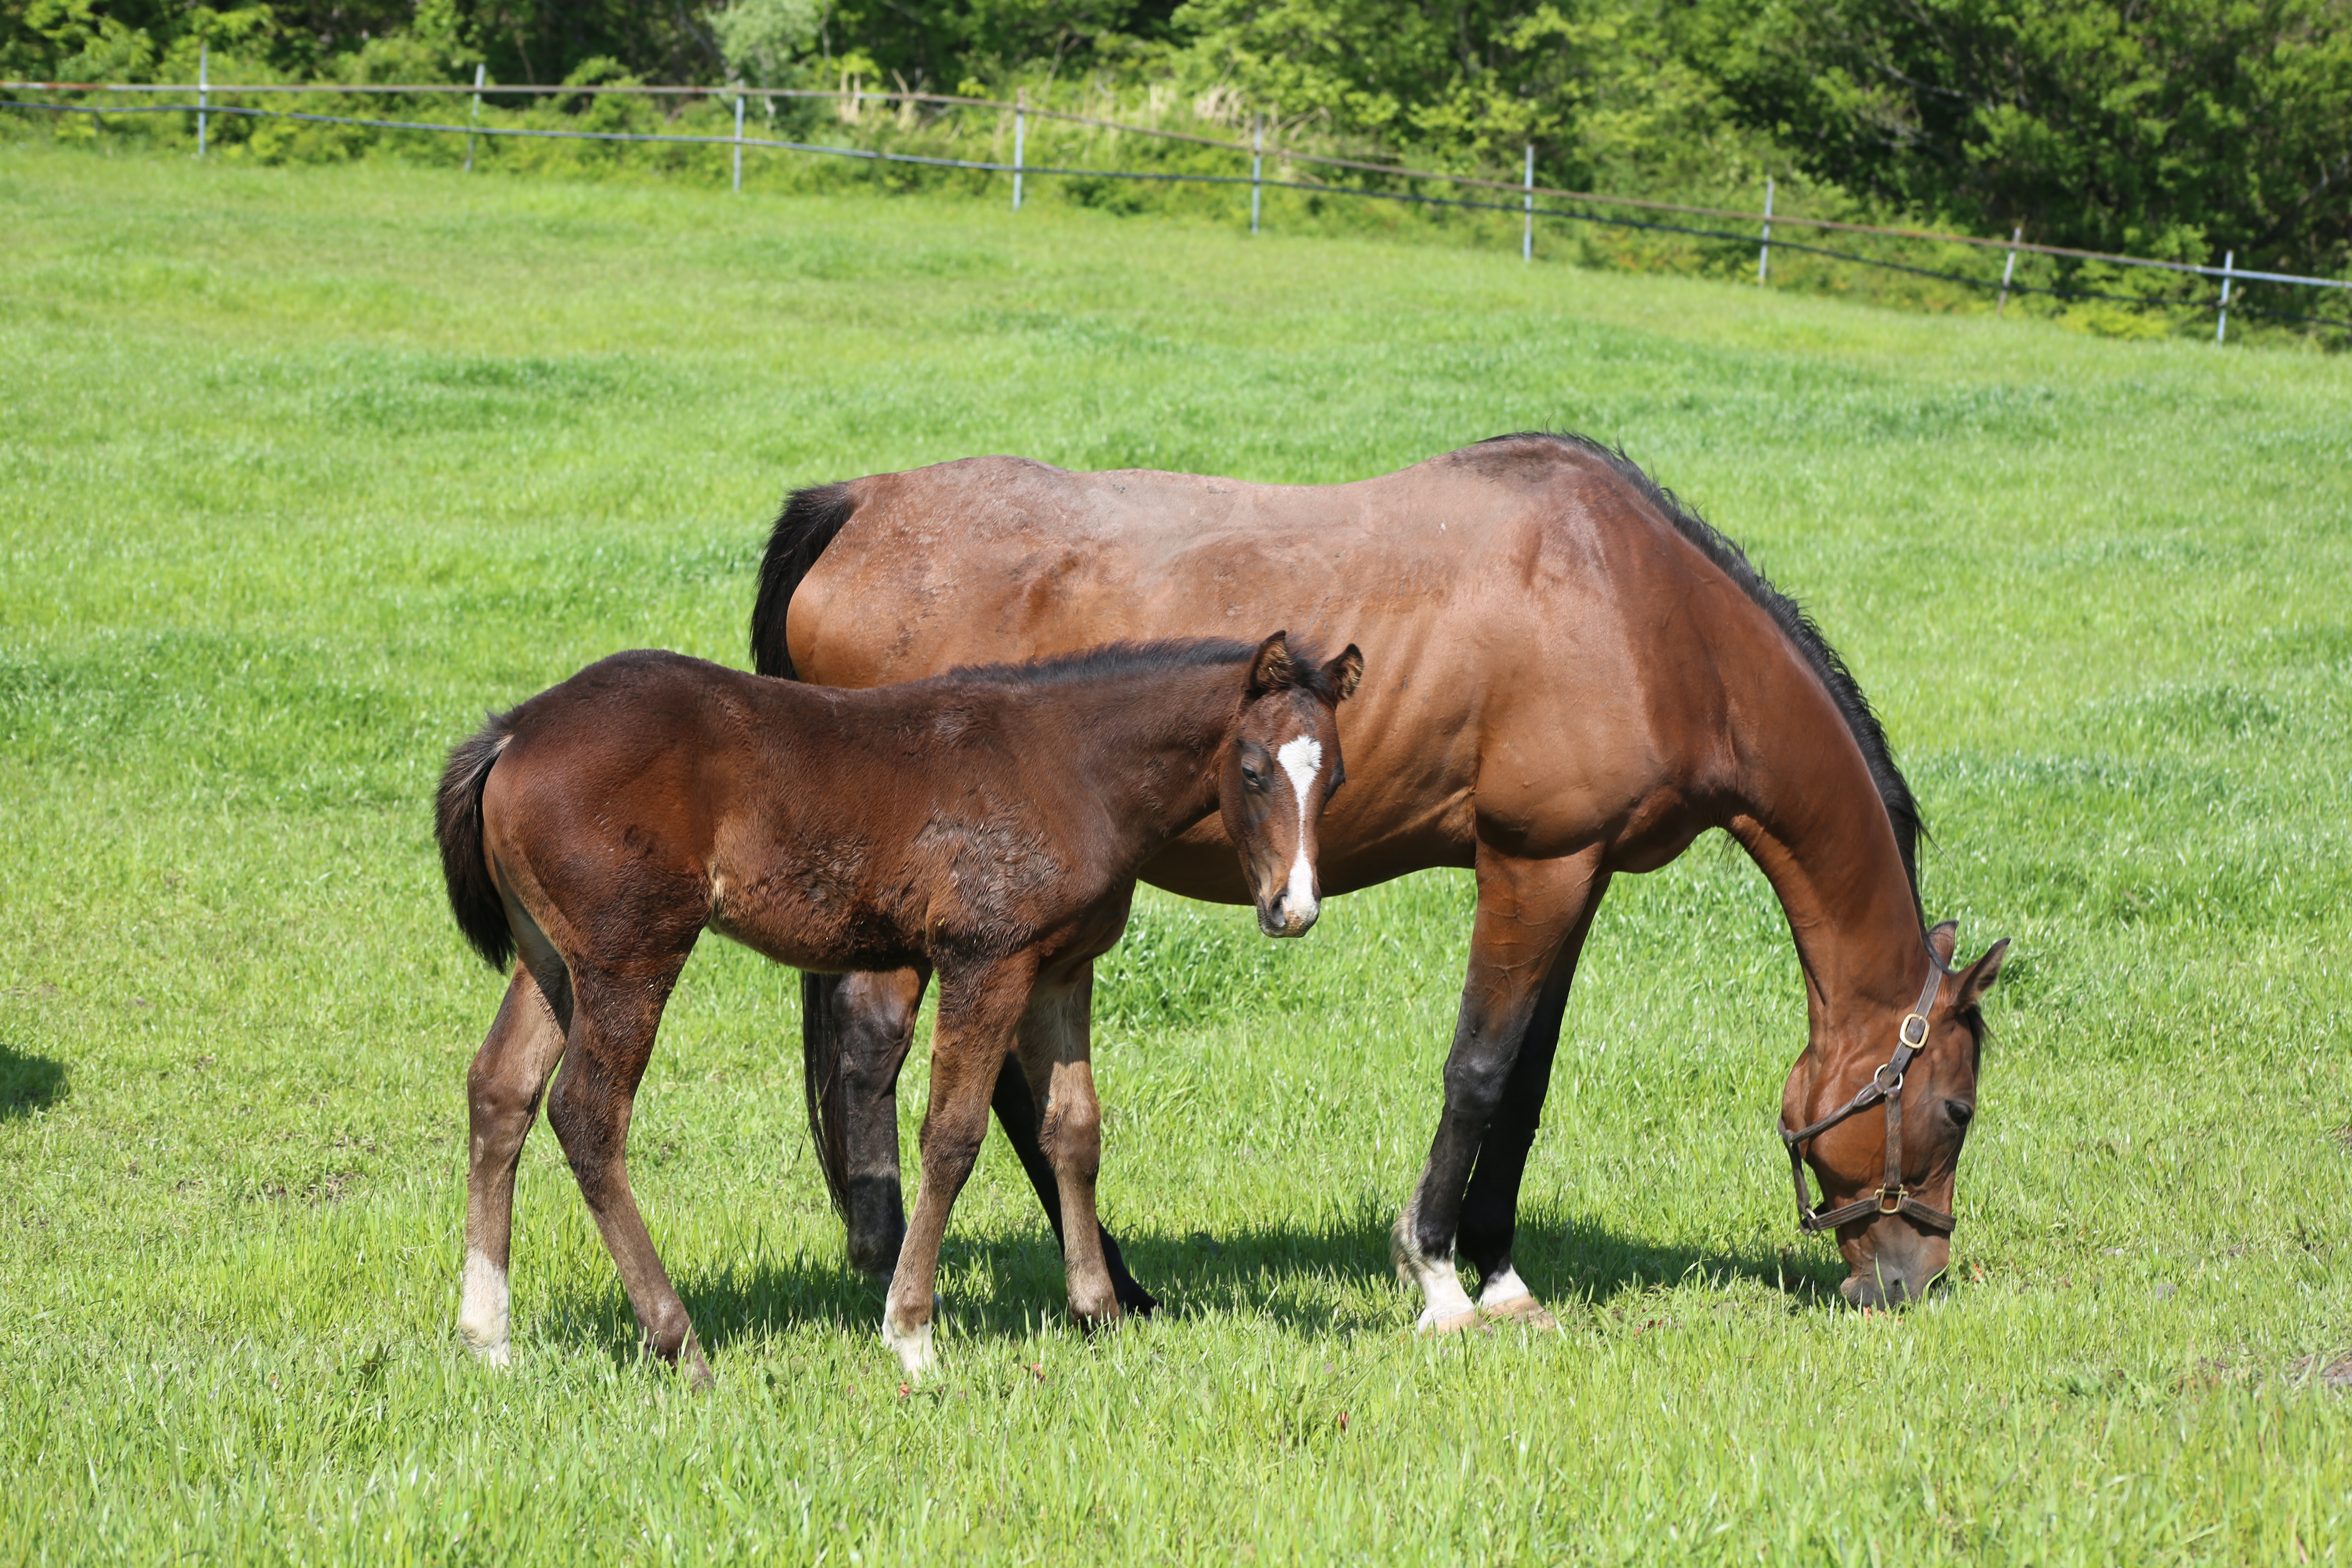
xmin=434 ymin=633 xmax=1361 ymax=1382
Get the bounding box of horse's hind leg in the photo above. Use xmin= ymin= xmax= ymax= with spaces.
xmin=459 ymin=963 xmax=570 ymax=1364
xmin=545 ymin=956 xmax=713 ymax=1386
xmin=804 ymin=967 xmax=930 ymax=1277
xmin=1394 ymin=844 xmax=1605 ymax=1332
xmin=1010 ymin=966 xmax=1119 ymax=1327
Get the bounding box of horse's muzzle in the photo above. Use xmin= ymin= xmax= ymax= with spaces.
xmin=1258 ymin=893 xmax=1319 ymax=938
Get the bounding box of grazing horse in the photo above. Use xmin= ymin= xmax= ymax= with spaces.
xmin=752 ymin=432 xmax=2008 ymax=1321
xmin=434 ymin=634 xmax=1361 ymax=1381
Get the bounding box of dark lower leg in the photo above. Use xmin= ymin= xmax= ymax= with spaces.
xmin=1396 ymin=849 xmax=1601 ymax=1325
xmin=1459 ymin=882 xmax=1604 ymax=1296
xmin=809 ymin=967 xmax=928 ymax=1277
xmin=991 ymin=1057 xmax=1157 ymax=1314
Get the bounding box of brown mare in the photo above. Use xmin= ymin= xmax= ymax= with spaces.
xmin=434 ymin=634 xmax=1362 ymax=1381
xmin=752 ymin=432 xmax=2009 ymax=1321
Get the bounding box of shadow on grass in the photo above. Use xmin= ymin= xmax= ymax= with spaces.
xmin=646 ymin=1200 xmax=1853 ymax=1360
xmin=0 ymin=1042 xmax=66 ymax=1118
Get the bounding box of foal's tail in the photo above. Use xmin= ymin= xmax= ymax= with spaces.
xmin=435 ymin=711 xmax=517 ymax=972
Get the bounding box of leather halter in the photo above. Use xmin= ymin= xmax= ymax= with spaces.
xmin=1779 ymin=954 xmax=1956 ymax=1234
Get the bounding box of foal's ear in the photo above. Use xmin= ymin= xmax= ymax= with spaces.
xmin=1247 ymin=631 xmax=1296 ymax=697
xmin=1323 ymin=644 xmax=1364 ymax=702
xmin=1927 ymin=919 xmax=1960 ymax=968
xmin=1956 ymin=938 xmax=2010 ymax=1011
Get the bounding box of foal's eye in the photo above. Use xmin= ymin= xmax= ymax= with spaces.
xmin=1241 ymin=766 xmax=1265 ymax=790
xmin=1328 ymin=764 xmax=1345 ymax=797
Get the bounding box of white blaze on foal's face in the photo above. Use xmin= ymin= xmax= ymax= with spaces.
xmin=1275 ymin=733 xmax=1323 ymax=926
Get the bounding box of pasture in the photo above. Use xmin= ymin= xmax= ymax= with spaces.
xmin=2 ymin=139 xmax=2350 ymax=1564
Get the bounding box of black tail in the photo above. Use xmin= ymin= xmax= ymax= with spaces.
xmin=435 ymin=712 xmax=517 ymax=971
xmin=750 ymin=481 xmax=859 ymax=679
xmin=754 ymin=481 xmax=863 ymax=1214
xmin=800 ymin=972 xmax=853 ymax=1218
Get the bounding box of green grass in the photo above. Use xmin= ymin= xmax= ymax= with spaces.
xmin=3 ymin=139 xmax=2350 ymax=1565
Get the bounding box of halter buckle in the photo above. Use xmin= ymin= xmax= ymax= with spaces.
xmin=1898 ymin=1012 xmax=1929 ymax=1049
xmin=1876 ymin=1185 xmax=1907 ymax=1216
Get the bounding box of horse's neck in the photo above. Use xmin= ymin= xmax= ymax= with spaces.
xmin=1722 ymin=673 xmax=1924 ymax=1038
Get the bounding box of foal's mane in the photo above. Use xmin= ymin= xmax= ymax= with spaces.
xmin=941 ymin=637 xmax=1347 ymax=701
xmin=1480 ymin=431 xmax=1924 ymax=912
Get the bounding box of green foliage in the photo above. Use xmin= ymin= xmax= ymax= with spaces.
xmin=4 ymin=141 xmax=2352 ymax=1561
xmin=1686 ymin=0 xmax=2352 ymax=279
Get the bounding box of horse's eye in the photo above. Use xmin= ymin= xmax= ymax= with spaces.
xmin=1328 ymin=765 xmax=1345 ymax=797
xmin=1241 ymin=767 xmax=1265 ymax=790
xmin=1946 ymin=1100 xmax=1975 ymax=1129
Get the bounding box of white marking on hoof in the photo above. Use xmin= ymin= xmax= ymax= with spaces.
xmin=882 ymin=1295 xmax=941 ymax=1379
xmin=1403 ymin=1252 xmax=1477 ymax=1334
xmin=1479 ymin=1266 xmax=1532 ymax=1310
xmin=457 ymin=1248 xmax=511 ymax=1364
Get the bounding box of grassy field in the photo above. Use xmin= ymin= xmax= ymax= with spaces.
xmin=2 ymin=139 xmax=2349 ymax=1564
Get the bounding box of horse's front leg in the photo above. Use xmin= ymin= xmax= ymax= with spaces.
xmin=884 ymin=960 xmax=1033 ymax=1379
xmin=1009 ymin=965 xmax=1121 ymax=1327
xmin=1394 ymin=844 xmax=1605 ymax=1332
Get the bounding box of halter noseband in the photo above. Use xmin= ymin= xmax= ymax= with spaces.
xmin=1779 ymin=955 xmax=1955 ymax=1235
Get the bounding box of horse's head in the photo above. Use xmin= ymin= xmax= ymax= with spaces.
xmin=1221 ymin=632 xmax=1363 ymax=938
xmin=1783 ymin=921 xmax=2009 ymax=1307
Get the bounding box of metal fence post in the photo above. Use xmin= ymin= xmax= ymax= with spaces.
xmin=2216 ymin=250 xmax=2234 ymax=344
xmin=1012 ymin=89 xmax=1025 ymax=212
xmin=1757 ymin=177 xmax=1773 ymax=284
xmin=733 ymin=91 xmax=745 ymax=192
xmin=464 ymin=62 xmax=484 ymax=172
xmin=1522 ymin=145 xmax=1534 ymax=262
xmin=1250 ymin=113 xmax=1263 ymax=235
xmin=1997 ymin=226 xmax=2021 ymax=315
xmin=196 ymin=43 xmax=208 ymax=158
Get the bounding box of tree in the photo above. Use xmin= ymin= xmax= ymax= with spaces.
xmin=1684 ymin=0 xmax=2352 ymax=274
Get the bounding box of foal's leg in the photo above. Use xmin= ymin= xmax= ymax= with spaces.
xmin=991 ymin=1047 xmax=1159 ymax=1315
xmin=544 ymin=956 xmax=714 ymax=1385
xmin=883 ymin=962 xmax=1033 ymax=1379
xmin=1011 ymin=968 xmax=1119 ymax=1327
xmin=805 ymin=967 xmax=931 ymax=1276
xmin=458 ymin=963 xmax=570 ymax=1364
xmin=1394 ymin=845 xmax=1605 ymax=1332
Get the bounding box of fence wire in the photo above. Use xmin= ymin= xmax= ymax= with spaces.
xmin=7 ymin=87 xmax=2346 ymax=336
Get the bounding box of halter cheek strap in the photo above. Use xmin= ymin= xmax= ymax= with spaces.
xmin=1779 ymin=955 xmax=1956 ymax=1235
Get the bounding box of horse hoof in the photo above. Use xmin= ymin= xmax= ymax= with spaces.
xmin=1479 ymin=1294 xmax=1559 ymax=1331
xmin=1416 ymin=1305 xmax=1486 ymax=1336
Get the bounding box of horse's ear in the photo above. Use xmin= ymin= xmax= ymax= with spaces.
xmin=1956 ymin=938 xmax=2009 ymax=1011
xmin=1927 ymin=919 xmax=1959 ymax=968
xmin=1323 ymin=644 xmax=1363 ymax=702
xmin=1247 ymin=631 xmax=1295 ymax=697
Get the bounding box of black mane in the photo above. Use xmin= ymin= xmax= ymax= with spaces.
xmin=942 ymin=637 xmax=1345 ymax=701
xmin=1481 ymin=431 xmax=1924 ymax=912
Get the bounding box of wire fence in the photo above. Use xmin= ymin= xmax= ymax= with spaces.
xmin=9 ymin=67 xmax=2349 ymax=341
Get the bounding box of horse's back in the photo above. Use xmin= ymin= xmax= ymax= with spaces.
xmin=786 ymin=439 xmax=1765 ymax=893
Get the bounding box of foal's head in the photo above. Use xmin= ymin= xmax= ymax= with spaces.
xmin=1223 ymin=632 xmax=1363 ymax=938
